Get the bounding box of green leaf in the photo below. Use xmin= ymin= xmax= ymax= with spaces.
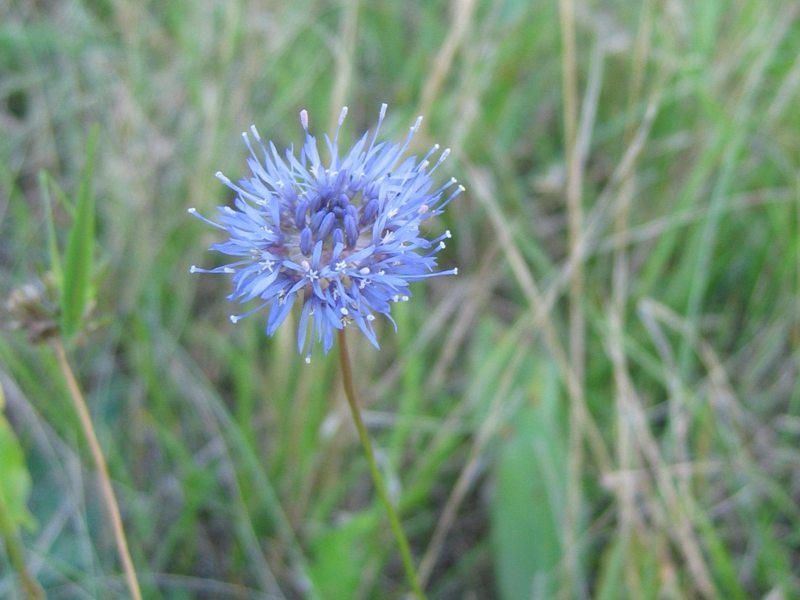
xmin=309 ymin=510 xmax=378 ymax=598
xmin=60 ymin=126 xmax=99 ymax=340
xmin=0 ymin=384 xmax=36 ymax=532
xmin=594 ymin=537 xmax=625 ymax=600
xmin=38 ymin=171 xmax=63 ymax=288
xmin=490 ymin=359 xmax=565 ymax=600
xmin=695 ymin=509 xmax=747 ymax=600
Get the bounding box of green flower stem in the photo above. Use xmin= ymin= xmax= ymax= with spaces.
xmin=0 ymin=496 xmax=45 ymax=600
xmin=53 ymin=339 xmax=142 ymax=600
xmin=337 ymin=330 xmax=426 ymax=600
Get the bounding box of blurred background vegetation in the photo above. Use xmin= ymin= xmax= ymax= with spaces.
xmin=2 ymin=0 xmax=800 ymax=598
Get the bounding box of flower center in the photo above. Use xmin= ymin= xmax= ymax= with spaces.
xmin=293 ymin=181 xmax=379 ymax=257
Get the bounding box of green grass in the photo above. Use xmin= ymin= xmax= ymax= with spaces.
xmin=2 ymin=0 xmax=800 ymax=598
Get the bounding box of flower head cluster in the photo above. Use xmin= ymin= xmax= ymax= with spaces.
xmin=189 ymin=105 xmax=462 ymax=362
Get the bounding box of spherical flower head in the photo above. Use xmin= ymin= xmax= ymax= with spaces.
xmin=189 ymin=104 xmax=463 ymax=362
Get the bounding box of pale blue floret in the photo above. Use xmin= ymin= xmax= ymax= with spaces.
xmin=189 ymin=104 xmax=463 ymax=362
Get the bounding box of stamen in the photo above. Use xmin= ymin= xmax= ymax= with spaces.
xmin=229 ymin=301 xmax=269 ymax=323
xmin=368 ymin=103 xmax=388 ymax=153
xmin=420 ymin=143 xmax=440 ymax=165
xmin=187 ymin=208 xmax=225 ymax=230
xmin=189 ymin=265 xmax=236 ymax=274
xmin=241 ymin=131 xmax=255 ymax=157
xmin=427 ymin=147 xmax=452 ymax=175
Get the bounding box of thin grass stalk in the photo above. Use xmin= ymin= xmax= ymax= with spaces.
xmin=558 ymin=0 xmax=588 ymax=596
xmin=328 ymin=0 xmax=359 ymax=128
xmin=53 ymin=339 xmax=142 ymax=600
xmin=336 ymin=329 xmax=426 ymax=600
xmin=558 ymin=0 xmax=585 ymax=380
xmin=612 ymin=1 xmax=654 ymax=592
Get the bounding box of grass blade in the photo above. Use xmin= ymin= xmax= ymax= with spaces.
xmin=38 ymin=171 xmax=63 ymax=287
xmin=60 ymin=126 xmax=98 ymax=340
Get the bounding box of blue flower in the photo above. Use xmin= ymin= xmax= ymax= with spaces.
xmin=189 ymin=105 xmax=462 ymax=362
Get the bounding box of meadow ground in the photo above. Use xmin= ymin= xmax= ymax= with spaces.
xmin=2 ymin=1 xmax=800 ymax=598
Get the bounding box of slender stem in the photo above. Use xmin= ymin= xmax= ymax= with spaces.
xmin=337 ymin=330 xmax=426 ymax=600
xmin=53 ymin=339 xmax=143 ymax=600
xmin=0 ymin=496 xmax=45 ymax=600
xmin=559 ymin=0 xmax=587 ymax=596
